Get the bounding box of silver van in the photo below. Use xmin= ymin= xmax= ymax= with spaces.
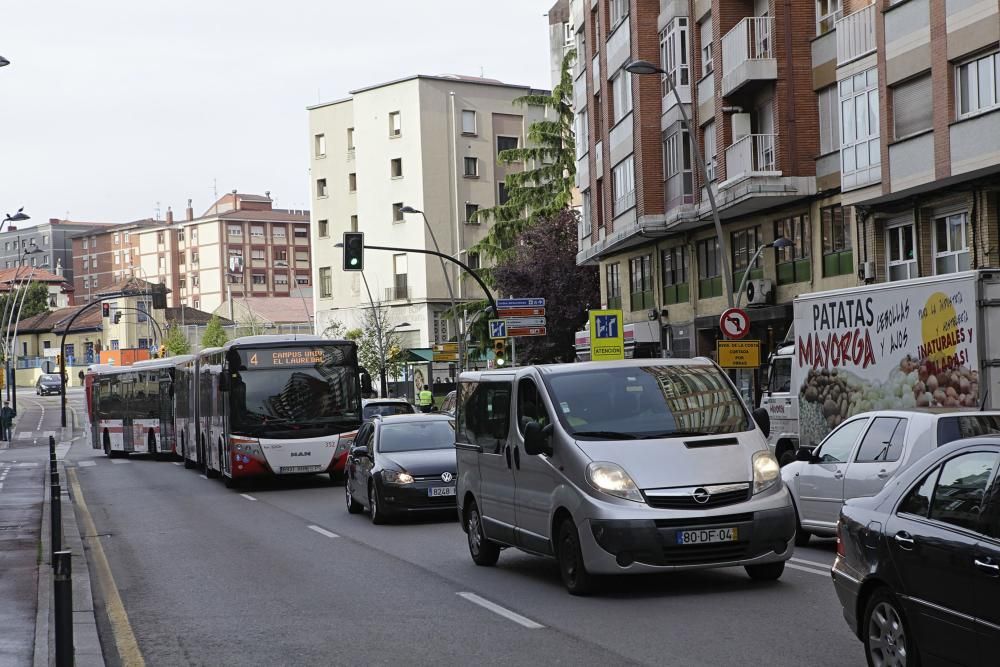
xmin=455 ymin=358 xmax=795 ymax=594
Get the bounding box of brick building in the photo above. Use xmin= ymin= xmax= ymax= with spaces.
xmin=71 ymin=219 xmax=161 ymax=303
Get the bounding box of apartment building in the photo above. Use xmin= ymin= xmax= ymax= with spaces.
xmin=308 ymin=74 xmax=547 ymax=349
xmin=549 ymin=0 xmax=576 ymax=88
xmin=0 ymin=219 xmax=107 ymax=283
xmin=71 ymin=219 xmax=161 ymax=303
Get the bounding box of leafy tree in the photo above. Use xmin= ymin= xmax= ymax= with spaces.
xmin=492 ymin=209 xmax=598 ymax=363
xmin=201 ymin=314 xmax=228 ymax=348
xmin=322 ymin=320 xmax=347 ymax=340
xmin=0 ymin=281 xmax=51 ymax=325
xmin=163 ymin=325 xmax=191 ymax=356
xmin=351 ymin=304 xmax=405 ymax=393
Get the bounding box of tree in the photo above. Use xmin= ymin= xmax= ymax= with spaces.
xmin=471 ymin=48 xmax=577 ymax=275
xmin=322 ymin=320 xmax=347 ymax=340
xmin=492 ymin=209 xmax=598 ymax=363
xmin=163 ymin=325 xmax=191 ymax=356
xmin=0 ymin=281 xmax=50 ymax=326
xmin=351 ymin=304 xmax=405 ymax=394
xmin=201 ymin=314 xmax=228 ymax=348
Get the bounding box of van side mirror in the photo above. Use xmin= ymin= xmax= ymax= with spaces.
xmin=752 ymin=407 xmax=770 ymax=439
xmin=523 ymin=421 xmax=553 ymax=456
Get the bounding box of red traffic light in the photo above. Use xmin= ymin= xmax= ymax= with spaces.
xmin=102 ymin=303 xmax=110 ymax=318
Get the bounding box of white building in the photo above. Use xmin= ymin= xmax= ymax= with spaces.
xmin=308 ymin=74 xmax=548 ymax=351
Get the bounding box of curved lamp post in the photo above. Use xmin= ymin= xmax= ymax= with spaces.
xmin=735 ymin=237 xmax=793 ymax=310
xmin=0 ymin=56 xmax=10 ymax=68
xmin=7 ymin=242 xmax=44 ymax=412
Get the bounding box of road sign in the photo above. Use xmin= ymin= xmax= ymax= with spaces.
xmin=589 ymin=309 xmax=624 ymax=361
xmin=720 ymin=307 xmax=750 ymax=340
xmin=504 ymin=316 xmax=546 ymax=328
xmin=497 ymin=298 xmax=545 ymax=308
xmin=489 ymin=319 xmax=507 ymax=339
xmin=436 ymin=342 xmax=459 ymax=353
xmin=716 ymin=340 xmax=761 ymax=368
xmin=433 ymin=352 xmax=459 ymax=362
xmin=508 ymin=327 xmax=547 ymax=337
xmin=496 ymin=307 xmax=545 ymax=318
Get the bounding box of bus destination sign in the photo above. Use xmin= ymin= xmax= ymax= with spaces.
xmin=241 ymin=347 xmax=330 ymax=368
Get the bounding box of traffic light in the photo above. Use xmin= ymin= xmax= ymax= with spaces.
xmin=102 ymin=302 xmax=110 ymax=318
xmin=493 ymin=339 xmax=507 ymax=367
xmin=151 ymin=284 xmax=168 ymax=310
xmin=113 ymin=312 xmax=121 ymax=324
xmin=343 ymin=231 xmax=364 ymax=271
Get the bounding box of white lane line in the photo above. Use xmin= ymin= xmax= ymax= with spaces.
xmin=791 ymin=557 xmax=832 ymax=570
xmin=239 ymin=493 xmax=258 ymax=501
xmin=199 ymin=474 xmax=207 ymax=480
xmin=786 ymin=563 xmax=830 ymax=577
xmin=0 ymin=483 xmax=4 ymax=491
xmin=110 ymin=459 xmax=130 ymax=465
xmin=172 ymin=462 xmax=183 ymax=466
xmin=307 ymin=525 xmax=339 ymax=539
xmin=77 ymin=461 xmax=96 ymax=468
xmin=456 ymin=592 xmax=545 ymax=629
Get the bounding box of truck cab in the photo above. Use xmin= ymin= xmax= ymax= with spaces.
xmin=760 ymin=345 xmax=798 ymax=466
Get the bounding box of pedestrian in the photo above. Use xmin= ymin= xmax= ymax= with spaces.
xmin=0 ymin=400 xmax=14 ymax=441
xmin=418 ymin=384 xmax=433 ymax=413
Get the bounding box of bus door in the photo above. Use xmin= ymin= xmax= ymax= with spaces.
xmin=158 ymin=373 xmax=175 ymax=454
xmin=129 ymin=372 xmax=155 ymax=454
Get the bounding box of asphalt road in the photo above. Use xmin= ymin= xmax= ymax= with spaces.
xmin=56 ymin=396 xmax=865 ymax=667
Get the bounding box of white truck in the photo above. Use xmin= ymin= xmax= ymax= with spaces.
xmin=760 ymin=270 xmax=1000 ymax=466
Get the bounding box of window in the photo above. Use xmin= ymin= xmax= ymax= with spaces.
xmin=316 ymin=178 xmax=328 ymax=198
xmin=594 ymin=91 xmax=603 ymax=138
xmin=274 ymin=249 xmax=288 ymax=263
xmin=347 ymin=127 xmax=355 ymax=150
xmin=191 ymin=251 xmax=199 ymax=265
xmin=319 ymin=267 xmax=332 ymax=298
xmin=815 ymin=418 xmax=870 ymax=463
xmin=700 ymin=19 xmax=713 ymax=77
xmin=465 ymin=203 xmax=480 ymax=224
xmin=314 ymin=133 xmax=326 ymax=157
xmin=82 ymin=239 xmax=88 ymax=250
xmin=350 ymin=215 xmax=358 ymax=232
xmin=464 ymin=157 xmax=479 ymax=177
xmin=855 ymin=417 xmax=907 ymax=463
xmin=898 ymin=469 xmax=938 ymax=517
xmin=156 ymin=231 xmax=164 ymax=244
xmin=498 ymin=183 xmax=510 ymax=205
xmin=659 ymin=18 xmax=688 ymax=97
xmin=697 ymin=238 xmax=722 ymax=299
xmin=391 ymin=158 xmax=403 ymax=178
xmin=821 ymin=205 xmax=853 ymax=276
xmin=840 ymin=68 xmax=880 ymax=187
xmin=887 ymin=220 xmax=916 ymax=281
xmin=611 ymin=70 xmax=633 ymax=123
xmin=609 ymin=0 xmax=628 ymax=27
xmin=294 ymin=226 xmax=308 ymax=239
xmin=661 ymin=246 xmax=689 ymax=305
xmin=629 ymin=255 xmax=653 ymax=311
xmin=83 ymin=258 xmax=89 ymax=270
xmin=957 ymin=51 xmax=1000 ymax=118
xmin=272 ymin=226 xmax=285 ymax=240
xmin=934 ymin=212 xmax=970 ymax=274
xmin=731 ymin=226 xmax=763 ymax=287
xmin=818 ymin=85 xmax=840 ymax=154
xmin=250 ymin=226 xmax=264 ymax=238
xmin=296 ymin=275 xmax=309 ymax=286
xmin=664 ymin=125 xmax=693 ymax=205
xmin=113 ymin=233 xmax=120 ymax=244
xmin=817 ymin=0 xmax=842 ymax=35
xmin=468 ymin=252 xmax=480 ymax=270
xmin=457 ymin=381 xmax=512 ymax=452
xmin=497 ymin=135 xmax=519 ymax=155
xmin=228 ymin=224 xmax=242 ymax=237
xmin=110 ymin=339 xmax=120 ymax=351
xmin=114 ymin=254 xmax=120 ymax=265
xmin=392 ymin=202 xmax=405 ymax=223
xmin=893 ymin=75 xmax=933 ymax=139
xmin=193 ymin=299 xmax=200 ymax=309
xmin=158 ymin=255 xmax=166 ymax=269
xmin=774 ymin=215 xmax=811 ymax=284
xmin=393 ymin=254 xmax=408 ymax=300
xmin=606 ymin=263 xmax=622 ymax=309
xmin=275 ymin=274 xmax=289 ymax=286
xmin=177 ymin=230 xmax=185 ymax=242
xmin=575 ymin=109 xmax=589 ymax=159
xmin=251 ymin=248 xmax=265 ymax=260
xmin=461 ymin=109 xmax=477 ymax=135
xmin=348 ymin=173 xmax=357 ymax=192
xmin=179 ymin=277 xmax=186 ymax=289
xmin=581 ymin=191 xmax=593 ymax=239
xmin=929 ymin=452 xmax=998 ymax=531
xmin=517 ymin=379 xmax=551 ymax=436
xmin=612 ymin=155 xmax=635 ymax=216
xmin=389 ymin=111 xmax=401 ymax=137
xmin=318 ymin=220 xmax=329 ymax=237
xmin=703 ymin=120 xmax=717 ymax=181
xmin=252 ymin=274 xmax=266 ymax=285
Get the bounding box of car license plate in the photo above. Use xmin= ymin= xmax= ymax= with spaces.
xmin=675 ymin=527 xmax=739 ymax=545
xmin=428 ymin=486 xmax=456 ymax=497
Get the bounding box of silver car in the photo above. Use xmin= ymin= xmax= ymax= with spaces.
xmin=782 ymin=409 xmax=1000 ymax=544
xmin=455 ymin=358 xmax=794 ymax=595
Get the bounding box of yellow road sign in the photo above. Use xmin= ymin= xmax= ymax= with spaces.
xmin=716 ymin=340 xmax=761 ymax=368
xmin=589 ymin=309 xmax=624 ymax=361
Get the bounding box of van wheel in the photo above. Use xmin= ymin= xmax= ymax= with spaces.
xmin=745 ymin=561 xmax=785 ymax=581
xmin=465 ymin=501 xmax=500 ymax=566
xmin=557 ymin=518 xmax=596 ymax=595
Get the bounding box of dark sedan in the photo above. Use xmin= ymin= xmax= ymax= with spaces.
xmin=36 ymin=374 xmax=63 ymax=396
xmin=344 ymin=414 xmax=456 ymax=524
xmin=832 ymin=438 xmax=1000 ymax=667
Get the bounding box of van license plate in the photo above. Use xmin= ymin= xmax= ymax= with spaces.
xmin=675 ymin=527 xmax=738 ymax=545
xmin=429 ymin=486 xmax=456 ymax=497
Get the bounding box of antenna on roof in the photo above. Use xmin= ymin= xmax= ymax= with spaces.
xmin=155 ymin=201 xmax=161 ymax=220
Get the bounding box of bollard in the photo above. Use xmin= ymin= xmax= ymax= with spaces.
xmin=51 ymin=482 xmax=61 ymax=561
xmin=50 ymin=470 xmax=59 ymax=487
xmin=53 ymin=550 xmax=74 ymax=667
xmin=50 ymin=460 xmax=57 ymax=476
xmin=49 ymin=436 xmax=56 ymax=461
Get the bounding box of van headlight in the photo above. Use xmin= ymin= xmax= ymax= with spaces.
xmin=586 ymin=462 xmax=643 ymax=503
xmin=752 ymin=450 xmax=780 ymax=494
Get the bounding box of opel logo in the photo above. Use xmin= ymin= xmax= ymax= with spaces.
xmin=692 ymin=488 xmax=711 ymax=504
xmin=441 ymin=472 xmax=454 ymax=483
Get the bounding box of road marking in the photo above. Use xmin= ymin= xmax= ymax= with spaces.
xmin=68 ymin=468 xmax=146 ymax=666
xmin=239 ymin=493 xmax=257 ymax=501
xmin=199 ymin=474 xmax=207 ymax=480
xmin=307 ymin=525 xmax=339 ymax=539
xmin=791 ymin=557 xmax=831 ymax=570
xmin=110 ymin=459 xmax=130 ymax=465
xmin=786 ymin=562 xmax=830 ymax=577
xmin=0 ymin=483 xmax=4 ymax=491
xmin=172 ymin=462 xmax=183 ymax=466
xmin=456 ymin=592 xmax=545 ymax=629
xmin=77 ymin=461 xmax=96 ymax=468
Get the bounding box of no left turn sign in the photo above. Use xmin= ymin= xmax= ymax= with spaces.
xmin=719 ymin=308 xmax=750 ymax=340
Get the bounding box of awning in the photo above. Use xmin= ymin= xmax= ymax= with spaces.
xmin=403 ymin=348 xmax=433 ymax=363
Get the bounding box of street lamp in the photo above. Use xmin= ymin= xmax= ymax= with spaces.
xmin=625 ymin=60 xmax=734 ymax=309
xmin=0 ymin=56 xmax=10 ymax=68
xmin=6 ymin=242 xmax=44 ymax=412
xmin=399 ymin=205 xmax=465 ymax=372
xmin=735 ymin=237 xmax=793 ymax=310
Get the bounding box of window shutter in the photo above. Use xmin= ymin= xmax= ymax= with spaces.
xmin=893 ymin=75 xmax=932 ymax=139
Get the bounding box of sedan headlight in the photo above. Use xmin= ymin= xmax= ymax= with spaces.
xmin=381 ymin=469 xmax=414 ymax=485
xmin=586 ymin=462 xmax=643 ymax=503
xmin=752 ymin=450 xmax=780 ymax=495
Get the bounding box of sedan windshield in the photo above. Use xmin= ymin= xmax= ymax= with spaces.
xmin=40 ymin=375 xmax=60 ymax=383
xmin=363 ymin=402 xmax=416 ymax=420
xmin=544 ymin=364 xmax=751 ymax=440
xmin=378 ymin=420 xmax=455 ymax=453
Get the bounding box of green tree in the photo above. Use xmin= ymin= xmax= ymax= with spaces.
xmin=201 ymin=314 xmax=228 ymax=348
xmin=0 ymin=281 xmax=51 ymax=325
xmin=471 ymin=48 xmax=577 ymax=274
xmin=351 ymin=305 xmax=405 ymax=392
xmin=163 ymin=325 xmax=191 ymax=356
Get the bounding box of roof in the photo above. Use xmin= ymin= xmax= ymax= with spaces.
xmin=95 ymin=276 xmax=166 ymax=297
xmin=68 ymin=219 xmax=162 ymax=239
xmin=164 ymin=306 xmax=233 ymax=327
xmin=220 ymin=334 xmax=326 ymax=352
xmin=215 ymin=210 xmax=309 ymax=222
xmin=308 ymin=74 xmax=548 ymax=109
xmin=0 ymin=267 xmax=67 ymax=286
xmin=17 ymin=305 xmax=103 ymax=334
xmin=219 ymin=297 xmax=314 ymax=325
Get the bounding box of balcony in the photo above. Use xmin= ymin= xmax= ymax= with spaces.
xmin=721 ymin=17 xmax=776 ymax=97
xmin=836 ymin=4 xmax=876 ymax=66
xmin=384 ymin=283 xmax=410 ymax=301
xmin=724 ymin=134 xmax=779 ymax=184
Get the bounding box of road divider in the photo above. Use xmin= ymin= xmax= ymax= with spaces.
xmin=456 ymin=592 xmax=544 ymax=629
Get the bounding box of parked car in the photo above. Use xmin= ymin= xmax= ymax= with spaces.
xmin=832 ymin=438 xmax=1000 ymax=667
xmin=455 ymin=359 xmax=793 ymax=595
xmin=35 ymin=374 xmax=63 ymax=396
xmin=439 ymin=390 xmax=457 ymax=417
xmin=783 ymin=410 xmax=1000 ymax=544
xmin=362 ymin=398 xmax=418 ymax=421
xmin=345 ymin=414 xmax=457 ymax=523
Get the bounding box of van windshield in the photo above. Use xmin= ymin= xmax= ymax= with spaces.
xmin=543 ymin=364 xmax=751 ymax=440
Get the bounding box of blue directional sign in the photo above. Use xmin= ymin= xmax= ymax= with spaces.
xmin=489 ymin=319 xmax=507 ymax=339
xmin=496 ymin=298 xmax=545 ymax=308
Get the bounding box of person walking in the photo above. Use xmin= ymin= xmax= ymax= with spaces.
xmin=417 ymin=385 xmax=434 ymax=413
xmin=0 ymin=401 xmax=14 ymax=441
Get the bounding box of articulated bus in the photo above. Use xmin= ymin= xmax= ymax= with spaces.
xmin=183 ymin=335 xmax=366 ymax=488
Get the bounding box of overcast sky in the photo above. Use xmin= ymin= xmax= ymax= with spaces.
xmin=0 ymin=1 xmax=552 ymax=225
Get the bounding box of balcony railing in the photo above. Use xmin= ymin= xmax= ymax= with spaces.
xmin=384 ymin=283 xmax=410 ymax=301
xmin=724 ymin=134 xmax=779 ymax=183
xmin=722 ymin=17 xmax=773 ymax=78
xmin=836 ymin=4 xmax=875 ymax=66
